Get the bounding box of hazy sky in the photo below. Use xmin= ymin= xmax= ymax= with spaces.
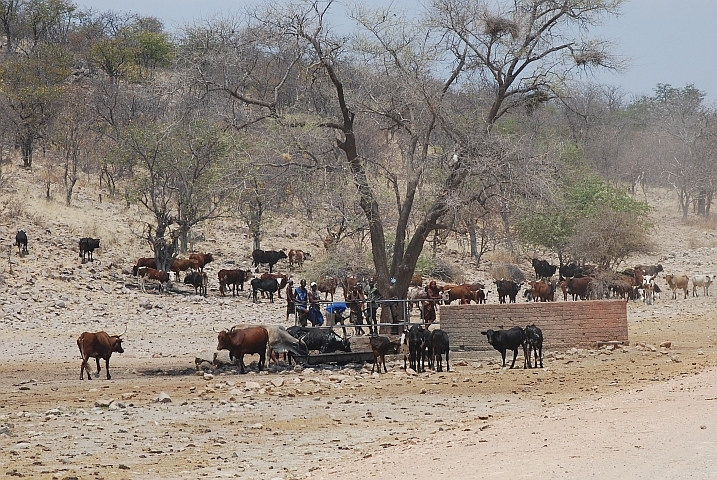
xmin=73 ymin=0 xmax=717 ymax=102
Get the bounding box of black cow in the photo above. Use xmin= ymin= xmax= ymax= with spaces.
xmin=523 ymin=324 xmax=543 ymax=368
xmin=184 ymin=271 xmax=208 ymax=296
xmin=79 ymin=237 xmax=100 ymax=263
xmin=481 ymin=326 xmax=525 ymax=369
xmin=494 ymin=279 xmax=521 ymax=304
xmin=407 ymin=324 xmax=428 ymax=373
xmin=250 ymin=277 xmax=279 ymax=303
xmin=15 ymin=230 xmax=28 ymax=256
xmin=635 ymin=264 xmax=664 ymax=277
xmin=251 ymin=249 xmax=288 ymax=273
xmin=286 ymin=326 xmax=351 ymax=353
xmin=559 ymin=262 xmax=595 ymax=280
xmin=532 ymin=258 xmax=557 ymax=279
xmin=430 ymin=329 xmax=450 ymax=372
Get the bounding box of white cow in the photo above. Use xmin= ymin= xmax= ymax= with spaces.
xmin=691 ymin=275 xmax=713 ymax=297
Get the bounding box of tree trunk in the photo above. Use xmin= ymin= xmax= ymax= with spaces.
xmin=20 ymin=136 xmax=33 ymax=168
xmin=468 ymin=223 xmax=478 ymax=259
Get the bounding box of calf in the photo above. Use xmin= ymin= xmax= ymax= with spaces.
xmin=15 ymin=230 xmax=28 ymax=256
xmin=523 ymin=324 xmax=543 ymax=368
xmin=184 ymin=271 xmax=208 ymax=296
xmin=77 ymin=328 xmax=125 ymax=380
xmin=481 ymin=326 xmax=525 ymax=369
xmin=218 ymin=269 xmax=251 ymax=296
xmin=407 ymin=324 xmax=427 ymax=373
xmin=692 ymin=274 xmax=713 ymax=297
xmin=430 ymin=329 xmax=450 ymax=372
xmin=665 ymin=274 xmax=689 ymax=299
xmin=136 ymin=266 xmax=170 ymax=294
xmin=133 ymin=257 xmax=157 ymax=274
xmin=370 ymin=335 xmax=396 ymax=374
xmin=79 ymin=237 xmax=100 ymax=263
xmin=288 ymin=249 xmax=310 ymax=269
xmin=251 ymin=277 xmax=280 ymax=303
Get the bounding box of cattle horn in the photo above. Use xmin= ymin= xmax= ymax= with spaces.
xmin=118 ymin=324 xmax=128 ymax=337
xmin=213 ymin=326 xmax=218 ymax=332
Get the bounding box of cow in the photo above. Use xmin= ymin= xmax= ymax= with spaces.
xmin=407 ymin=285 xmax=426 ymax=311
xmin=341 ymin=276 xmax=360 ymax=300
xmin=407 ymin=324 xmax=427 ymax=373
xmin=481 ymin=327 xmax=525 ymax=369
xmin=79 ymin=237 xmax=100 ymax=263
xmin=665 ymin=274 xmax=690 ymax=299
xmin=133 ymin=257 xmax=157 ymax=274
xmin=528 ymin=279 xmax=555 ymax=302
xmin=642 ymin=274 xmax=657 ymax=305
xmin=565 ymin=276 xmax=593 ymax=300
xmin=692 ymin=275 xmax=713 ymax=297
xmin=15 ymin=230 xmax=28 ymax=256
xmin=260 ymin=273 xmax=288 ymax=299
xmin=251 ymin=277 xmax=280 ymax=303
xmin=252 ymin=249 xmax=287 ymax=273
xmin=532 ymin=258 xmax=557 ymax=279
xmin=494 ymin=279 xmax=521 ymax=304
xmin=443 ymin=284 xmax=479 ymax=304
xmin=430 ymin=329 xmax=450 ymax=372
xmin=218 ymin=269 xmax=251 ymax=297
xmin=370 ymin=335 xmax=397 ymax=374
xmin=136 ymin=266 xmax=170 ymax=294
xmin=184 ymin=271 xmax=208 ymax=296
xmin=216 ymin=326 xmax=269 ymax=374
xmin=523 ymin=324 xmax=543 ymax=368
xmin=286 ymin=326 xmax=351 ymax=354
xmin=410 ymin=275 xmax=423 ymax=287
xmin=317 ymin=277 xmax=338 ymax=301
xmin=170 ymin=258 xmax=201 ymax=281
xmin=636 ymin=264 xmax=664 ymax=277
xmin=189 ymin=252 xmax=214 ymax=271
xmin=232 ymin=324 xmax=308 ymax=365
xmin=77 ymin=327 xmax=126 ymax=380
xmin=288 ymin=249 xmax=310 ymax=269
xmin=559 ymin=262 xmax=594 ymax=280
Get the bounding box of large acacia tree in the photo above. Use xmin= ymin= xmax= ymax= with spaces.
xmin=180 ymin=0 xmax=623 ymax=301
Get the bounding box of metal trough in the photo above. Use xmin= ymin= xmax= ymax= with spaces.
xmin=292 ymin=351 xmax=375 ymax=366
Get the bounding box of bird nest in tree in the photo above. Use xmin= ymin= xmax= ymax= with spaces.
xmin=573 ymin=50 xmax=607 ymax=67
xmin=484 ymin=15 xmax=519 ymax=38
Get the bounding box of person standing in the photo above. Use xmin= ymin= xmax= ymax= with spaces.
xmin=346 ymin=282 xmax=366 ymax=335
xmin=294 ymin=279 xmax=309 ymax=326
xmin=364 ymin=279 xmax=381 ymax=335
xmin=285 ymin=279 xmax=296 ymax=322
xmin=308 ymin=282 xmax=324 ymax=326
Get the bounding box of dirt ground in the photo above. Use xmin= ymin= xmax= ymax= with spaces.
xmin=2 ymin=173 xmax=717 ymax=479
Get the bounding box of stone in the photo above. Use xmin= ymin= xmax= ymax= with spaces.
xmin=154 ymin=392 xmax=172 ymax=403
xmin=95 ymin=399 xmax=114 ymax=408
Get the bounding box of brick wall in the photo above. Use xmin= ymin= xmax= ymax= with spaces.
xmin=439 ymin=299 xmax=628 ymax=351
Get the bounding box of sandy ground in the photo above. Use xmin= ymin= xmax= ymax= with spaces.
xmin=3 ymin=173 xmax=717 ymax=479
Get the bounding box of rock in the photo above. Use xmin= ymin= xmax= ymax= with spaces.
xmin=245 ymin=381 xmax=261 ymax=390
xmin=154 ymin=392 xmax=172 ymax=403
xmin=271 ymin=378 xmax=284 ymax=387
xmin=203 ymin=373 xmax=214 ymax=380
xmin=660 ymin=341 xmax=672 ymax=348
xmin=95 ymin=399 xmax=114 ymax=408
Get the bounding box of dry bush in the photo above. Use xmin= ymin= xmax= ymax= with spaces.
xmin=490 ymin=262 xmax=526 ymax=282
xmin=426 ymin=258 xmax=463 ymax=283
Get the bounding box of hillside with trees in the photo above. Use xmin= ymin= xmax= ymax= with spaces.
xmin=1 ymin=0 xmax=716 ymax=291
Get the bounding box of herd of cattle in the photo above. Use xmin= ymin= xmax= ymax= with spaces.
xmin=10 ymin=230 xmax=715 ymax=379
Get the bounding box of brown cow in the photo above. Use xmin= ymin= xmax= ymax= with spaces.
xmin=77 ymin=328 xmax=125 ymax=380
xmin=565 ymin=277 xmax=593 ymax=301
xmin=529 ymin=280 xmax=555 ymax=302
xmin=218 ymin=269 xmax=251 ymax=297
xmin=410 ymin=275 xmax=423 ymax=287
xmin=189 ymin=252 xmax=214 ymax=271
xmin=370 ymin=335 xmax=398 ymax=374
xmin=216 ymin=326 xmax=269 ymax=374
xmin=288 ymin=249 xmax=310 ymax=269
xmin=443 ymin=284 xmax=478 ymax=304
xmin=136 ymin=266 xmax=170 ymax=294
xmin=170 ymin=258 xmax=201 ymax=281
xmin=317 ymin=277 xmax=338 ymax=301
xmin=665 ymin=274 xmax=690 ymax=299
xmin=133 ymin=257 xmax=156 ymax=275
